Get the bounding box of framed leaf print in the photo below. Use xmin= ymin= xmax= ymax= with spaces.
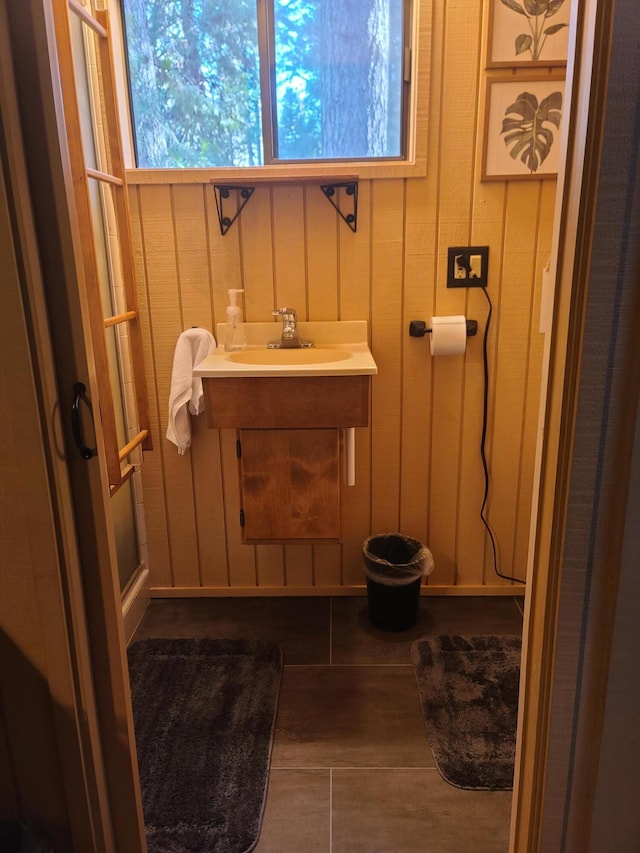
xmin=482 ymin=74 xmax=565 ymax=181
xmin=487 ymin=0 xmax=570 ymax=68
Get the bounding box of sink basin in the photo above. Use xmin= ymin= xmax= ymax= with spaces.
xmin=227 ymin=348 xmax=351 ymax=366
xmin=193 ymin=321 xmax=377 ymax=378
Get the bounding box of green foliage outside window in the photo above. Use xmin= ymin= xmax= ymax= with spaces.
xmin=122 ymin=0 xmax=406 ymax=168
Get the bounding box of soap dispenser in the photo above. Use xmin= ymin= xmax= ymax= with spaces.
xmin=224 ymin=289 xmax=246 ymax=352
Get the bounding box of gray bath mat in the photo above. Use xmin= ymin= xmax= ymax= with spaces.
xmin=128 ymin=637 xmax=282 ymax=852
xmin=411 ymin=634 xmax=521 ymax=790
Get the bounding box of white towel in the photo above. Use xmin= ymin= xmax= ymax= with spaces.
xmin=166 ymin=328 xmax=216 ymax=454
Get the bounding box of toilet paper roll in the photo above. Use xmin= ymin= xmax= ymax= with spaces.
xmin=430 ymin=315 xmax=467 ymax=356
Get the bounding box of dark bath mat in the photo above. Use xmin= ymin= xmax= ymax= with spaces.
xmin=411 ymin=634 xmax=521 ymax=790
xmin=128 ymin=637 xmax=282 ymax=853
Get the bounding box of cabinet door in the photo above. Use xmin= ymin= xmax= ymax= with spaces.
xmin=239 ymin=429 xmax=340 ymax=541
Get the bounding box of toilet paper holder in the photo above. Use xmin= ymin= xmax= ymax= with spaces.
xmin=409 ymin=319 xmax=478 ymax=338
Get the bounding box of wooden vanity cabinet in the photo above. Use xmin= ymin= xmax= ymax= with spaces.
xmin=202 ymin=375 xmax=369 ymax=542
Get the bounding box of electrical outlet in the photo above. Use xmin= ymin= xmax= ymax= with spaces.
xmin=447 ymin=246 xmax=489 ymax=288
xmin=469 ymin=254 xmax=482 ymax=279
xmin=454 ymin=254 xmax=469 ymax=279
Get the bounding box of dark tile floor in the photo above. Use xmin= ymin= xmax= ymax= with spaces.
xmin=133 ymin=595 xmax=523 ymax=852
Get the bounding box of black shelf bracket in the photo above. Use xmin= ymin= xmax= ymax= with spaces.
xmin=213 ymin=184 xmax=255 ymax=235
xmin=320 ymin=182 xmax=358 ymax=232
xmin=213 ymin=180 xmax=359 ymax=235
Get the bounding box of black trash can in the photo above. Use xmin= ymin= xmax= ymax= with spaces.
xmin=362 ymin=534 xmax=433 ymax=632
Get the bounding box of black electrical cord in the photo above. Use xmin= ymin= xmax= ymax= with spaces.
xmin=479 ymin=285 xmax=526 ymax=585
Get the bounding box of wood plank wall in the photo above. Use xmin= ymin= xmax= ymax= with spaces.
xmin=128 ymin=0 xmax=556 ymax=596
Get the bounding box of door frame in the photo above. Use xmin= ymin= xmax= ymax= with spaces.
xmin=512 ymin=0 xmax=640 ymax=848
xmin=3 ymin=1 xmax=145 ymax=849
xmin=2 ymin=0 xmax=638 ymax=849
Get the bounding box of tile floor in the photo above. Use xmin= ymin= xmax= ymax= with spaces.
xmin=133 ymin=595 xmax=523 ymax=852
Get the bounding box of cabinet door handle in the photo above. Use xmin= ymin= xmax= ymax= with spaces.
xmin=71 ymin=382 xmax=96 ymax=460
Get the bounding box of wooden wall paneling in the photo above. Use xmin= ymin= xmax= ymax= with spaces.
xmin=272 ymin=185 xmax=308 ymax=311
xmin=313 ymin=542 xmax=342 ymax=588
xmin=339 ymin=180 xmax=371 ymax=320
xmin=428 ymin=0 xmax=481 ymax=586
xmin=305 ymin=187 xmax=342 ymax=584
xmin=370 ymin=180 xmax=406 ymax=534
xmin=189 ymin=415 xmax=228 ymax=587
xmin=236 ymin=187 xmax=274 ymax=322
xmin=206 ymin=187 xmax=242 ymax=326
xmin=401 ymin=175 xmax=434 ymax=551
xmin=285 ymin=547 xmax=313 ymax=589
xmin=306 ymin=185 xmax=339 ymax=320
xmin=399 ymin=0 xmax=442 ymax=567
xmin=255 ymin=544 xmax=285 ymax=588
xmin=339 ymin=181 xmax=372 ymax=585
xmin=512 ymin=181 xmax=556 ymax=580
xmin=138 ymin=184 xmax=199 ymax=587
xmin=129 ymin=186 xmax=172 ymax=585
xmin=428 ymin=345 xmax=465 ymax=588
xmin=473 ymin=185 xmax=509 ymax=587
xmin=488 ymin=181 xmax=542 ymax=584
xmin=220 ymin=428 xmax=257 ymax=587
xmin=188 ymin=448 xmax=228 ymax=589
xmin=456 ymin=180 xmax=507 ymax=586
xmin=284 ymin=543 xmax=315 ymax=588
xmin=454 ymin=286 xmax=492 ymax=586
xmin=200 ymin=188 xmax=247 ymax=588
xmin=172 ymin=185 xmax=213 ymax=328
xmin=478 ymin=220 xmax=507 ymax=589
xmin=172 ymin=185 xmax=227 ymax=586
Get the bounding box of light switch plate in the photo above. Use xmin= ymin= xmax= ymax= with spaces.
xmin=447 ymin=246 xmax=489 ymax=288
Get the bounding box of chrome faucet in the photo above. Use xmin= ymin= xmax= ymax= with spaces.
xmin=267 ymin=308 xmax=314 ymax=349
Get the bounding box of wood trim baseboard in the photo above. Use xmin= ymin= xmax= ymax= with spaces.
xmin=150 ymin=584 xmax=525 ymax=598
xmin=122 ymin=566 xmax=150 ymax=643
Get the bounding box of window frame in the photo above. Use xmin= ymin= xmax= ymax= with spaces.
xmin=257 ymin=0 xmax=412 ymax=166
xmin=116 ymin=0 xmax=431 ymax=184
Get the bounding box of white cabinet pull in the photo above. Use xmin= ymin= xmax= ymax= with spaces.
xmin=345 ymin=427 xmax=356 ymax=486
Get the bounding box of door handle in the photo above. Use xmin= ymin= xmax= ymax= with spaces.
xmin=71 ymin=382 xmax=96 ymax=460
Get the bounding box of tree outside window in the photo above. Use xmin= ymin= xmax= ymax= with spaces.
xmin=122 ymin=0 xmax=408 ymax=168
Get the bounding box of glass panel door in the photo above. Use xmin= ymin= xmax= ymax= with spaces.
xmin=68 ymin=2 xmax=151 ymax=590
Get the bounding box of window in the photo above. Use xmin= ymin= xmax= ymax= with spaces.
xmin=121 ymin=0 xmax=411 ymax=168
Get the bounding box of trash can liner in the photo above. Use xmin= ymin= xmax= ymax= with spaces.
xmin=362 ymin=533 xmax=434 ymax=586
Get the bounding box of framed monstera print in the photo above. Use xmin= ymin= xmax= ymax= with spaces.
xmin=487 ymin=0 xmax=570 ymax=68
xmin=482 ymin=74 xmax=565 ymax=181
